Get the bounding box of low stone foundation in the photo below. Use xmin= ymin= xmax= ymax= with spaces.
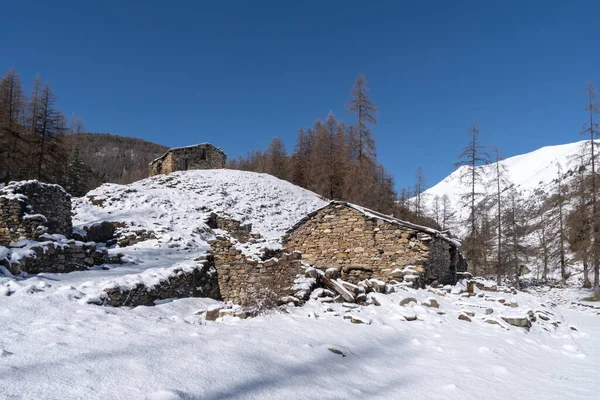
xmin=6 ymin=239 xmax=119 ymax=275
xmin=98 ymin=261 xmax=220 ymax=307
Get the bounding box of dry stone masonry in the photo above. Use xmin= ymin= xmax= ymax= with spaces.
xmin=0 ymin=181 xmax=72 ymax=245
xmin=283 ymin=202 xmax=466 ymax=286
xmin=98 ymin=260 xmax=220 ymax=307
xmin=208 ymin=236 xmax=303 ymax=305
xmin=149 ymin=143 xmax=226 ymax=176
xmin=0 ymin=181 xmax=119 ymax=276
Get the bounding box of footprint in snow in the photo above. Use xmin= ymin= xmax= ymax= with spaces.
xmin=0 ymin=349 xmax=14 ymax=357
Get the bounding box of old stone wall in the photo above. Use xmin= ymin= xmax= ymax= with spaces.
xmin=204 ymin=213 xmax=259 ymax=243
xmin=0 ymin=181 xmax=72 ymax=246
xmin=7 ymin=239 xmax=119 ymax=275
xmin=208 ymin=236 xmax=302 ymax=305
xmin=150 ymin=144 xmax=226 ymax=176
xmin=283 ymin=203 xmax=463 ymax=285
xmin=99 ymin=261 xmax=220 ymax=307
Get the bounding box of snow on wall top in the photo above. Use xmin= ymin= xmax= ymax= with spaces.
xmin=0 ymin=180 xmax=67 ymax=201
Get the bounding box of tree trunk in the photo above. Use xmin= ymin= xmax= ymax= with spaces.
xmin=583 ymin=261 xmax=592 ymax=288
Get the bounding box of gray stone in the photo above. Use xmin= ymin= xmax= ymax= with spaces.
xmin=399 ymin=297 xmax=417 ymax=306
xmin=501 ymin=316 xmax=531 ymax=329
xmin=458 ymin=313 xmax=472 ymax=322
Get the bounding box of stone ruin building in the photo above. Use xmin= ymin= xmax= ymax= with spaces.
xmin=149 ymin=143 xmax=226 ymax=176
xmin=0 ymin=181 xmax=117 ymax=275
xmin=283 ymin=201 xmax=467 ymax=286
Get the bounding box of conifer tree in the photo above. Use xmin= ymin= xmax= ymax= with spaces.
xmin=0 ymin=69 xmax=26 ymax=183
xmin=414 ymin=166 xmax=425 ymax=218
xmin=264 ymin=137 xmax=288 ymax=180
xmin=346 ymin=74 xmax=377 ymax=166
xmin=581 ymin=82 xmax=600 ymax=296
xmin=455 ymin=121 xmax=489 ymax=275
xmin=63 ymin=146 xmax=89 ymax=196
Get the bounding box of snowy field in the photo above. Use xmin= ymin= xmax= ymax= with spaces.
xmin=1 ymin=170 xmax=599 ymax=399
xmin=0 ymin=277 xmax=598 ymax=400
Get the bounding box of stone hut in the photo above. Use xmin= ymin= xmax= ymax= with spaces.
xmin=149 ymin=143 xmax=226 ymax=176
xmin=0 ymin=181 xmax=72 ymax=246
xmin=283 ymin=201 xmax=466 ymax=285
xmin=0 ymin=181 xmax=116 ymax=276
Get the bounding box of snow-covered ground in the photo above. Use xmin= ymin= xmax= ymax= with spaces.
xmin=1 ymin=169 xmax=599 ymax=399
xmin=1 ymin=276 xmax=598 ymax=399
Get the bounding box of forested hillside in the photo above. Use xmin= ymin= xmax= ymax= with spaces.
xmin=0 ymin=68 xmax=168 ymax=195
xmin=62 ymin=133 xmax=168 ymax=191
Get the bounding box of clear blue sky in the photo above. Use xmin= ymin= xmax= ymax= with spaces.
xmin=2 ymin=0 xmax=599 ymax=191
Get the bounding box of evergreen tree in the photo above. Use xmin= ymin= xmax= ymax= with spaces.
xmin=63 ymin=146 xmax=89 ymax=196
xmin=0 ymin=69 xmax=26 ymax=183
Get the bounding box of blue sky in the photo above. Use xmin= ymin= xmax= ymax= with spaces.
xmin=1 ymin=0 xmax=599 ymax=191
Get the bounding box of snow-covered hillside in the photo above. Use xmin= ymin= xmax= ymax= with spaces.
xmin=423 ymin=140 xmax=593 ymax=236
xmin=75 ymin=169 xmax=327 ymax=243
xmin=1 ymin=168 xmax=599 ymax=399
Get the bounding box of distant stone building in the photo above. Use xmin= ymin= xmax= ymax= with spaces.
xmin=283 ymin=201 xmax=467 ymax=285
xmin=149 ymin=143 xmax=226 ymax=176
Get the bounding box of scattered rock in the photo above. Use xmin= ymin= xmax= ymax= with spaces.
xmin=400 ymin=309 xmax=418 ymax=321
xmin=501 ymin=316 xmax=531 ymax=329
xmin=368 ymin=293 xmax=382 ymax=306
xmin=458 ymin=313 xmax=472 ymax=322
xmin=399 ymin=297 xmax=417 ymax=306
xmin=205 ymin=305 xmax=222 ymax=321
xmin=351 ymin=315 xmax=371 ymax=325
xmin=422 ymin=298 xmax=439 ymax=308
xmin=537 ymin=313 xmax=550 ymax=321
xmin=325 ymin=268 xmax=339 ymax=280
xmin=485 ymin=308 xmax=494 ymax=315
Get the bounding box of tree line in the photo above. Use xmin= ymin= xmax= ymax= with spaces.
xmin=0 ymin=68 xmax=168 ymax=196
xmin=227 ymin=74 xmax=436 ymax=227
xmin=0 ymin=69 xmax=69 ymax=186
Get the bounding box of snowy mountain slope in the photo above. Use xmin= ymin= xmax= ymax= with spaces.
xmin=422 ymin=140 xmax=593 ymax=236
